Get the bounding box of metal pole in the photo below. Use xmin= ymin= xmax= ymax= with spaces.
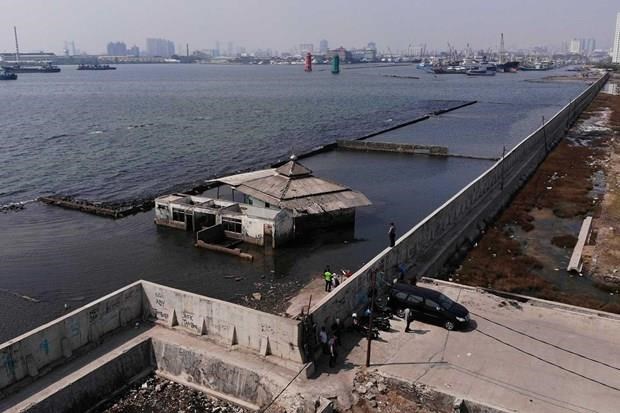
xmin=542 ymin=116 xmax=547 ymax=152
xmin=500 ymin=145 xmax=506 ymax=191
xmin=365 ymin=270 xmax=376 ymax=367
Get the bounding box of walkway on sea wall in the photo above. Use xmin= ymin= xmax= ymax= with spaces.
xmin=308 ymin=73 xmax=610 ymax=333
xmin=2 ymin=279 xmax=620 ymax=412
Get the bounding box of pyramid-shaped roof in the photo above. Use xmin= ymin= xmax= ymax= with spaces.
xmin=212 ymin=159 xmax=371 ymax=216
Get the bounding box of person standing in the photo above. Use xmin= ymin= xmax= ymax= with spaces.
xmin=328 ymin=335 xmax=337 ymax=367
xmin=403 ymin=307 xmax=413 ymax=332
xmin=323 ymin=266 xmax=333 ymax=292
xmin=319 ymin=326 xmax=328 ymax=354
xmin=388 ymin=222 xmax=396 ymax=247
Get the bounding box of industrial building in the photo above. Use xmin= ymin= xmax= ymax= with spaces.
xmin=613 ymin=12 xmax=620 ymax=64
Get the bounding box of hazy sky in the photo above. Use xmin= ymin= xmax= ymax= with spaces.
xmin=1 ymin=0 xmax=618 ymax=54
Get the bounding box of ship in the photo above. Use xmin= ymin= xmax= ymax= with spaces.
xmin=1 ymin=26 xmax=61 ymax=74
xmin=496 ymin=61 xmax=520 ymax=73
xmin=466 ymin=67 xmax=496 ymax=76
xmin=2 ymin=62 xmax=61 ymax=73
xmin=496 ymin=34 xmax=520 ymax=72
xmin=77 ymin=64 xmax=117 ymax=71
xmin=0 ymin=71 xmax=17 ymax=80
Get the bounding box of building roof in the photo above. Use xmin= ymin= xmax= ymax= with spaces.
xmin=210 ymin=160 xmax=371 ymax=216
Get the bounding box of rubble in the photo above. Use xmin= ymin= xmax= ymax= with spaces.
xmin=94 ymin=374 xmax=249 ymax=413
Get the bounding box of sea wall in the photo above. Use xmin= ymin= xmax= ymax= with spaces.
xmin=0 ymin=282 xmax=143 ymax=396
xmin=141 ymin=281 xmax=304 ymax=364
xmin=310 ymin=73 xmax=610 ymax=327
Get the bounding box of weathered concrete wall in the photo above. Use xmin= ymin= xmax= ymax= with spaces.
xmin=24 ymin=338 xmax=153 ymax=413
xmin=0 ymin=282 xmax=143 ymax=396
xmin=273 ymin=211 xmax=294 ymax=248
xmin=310 ymin=73 xmax=610 ymax=328
xmin=241 ymin=215 xmax=268 ymax=246
xmin=141 ymin=281 xmax=304 ymax=364
xmin=337 ymin=140 xmax=449 ymax=156
xmin=196 ymin=224 xmax=224 ymax=244
xmin=152 ymin=339 xmax=276 ymax=408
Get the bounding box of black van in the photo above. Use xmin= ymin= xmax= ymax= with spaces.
xmin=388 ymin=283 xmax=470 ymax=330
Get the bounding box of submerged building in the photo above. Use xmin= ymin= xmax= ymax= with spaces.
xmin=155 ymin=158 xmax=371 ymax=249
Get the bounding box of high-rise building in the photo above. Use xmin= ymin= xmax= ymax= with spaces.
xmin=319 ymin=40 xmax=328 ymax=55
xmin=583 ymin=38 xmax=596 ymax=55
xmin=107 ymin=41 xmax=127 ymax=56
xmin=367 ymin=42 xmax=377 ymax=51
xmin=569 ymin=39 xmax=582 ymax=54
xmin=128 ymin=45 xmax=140 ymax=57
xmin=613 ymin=12 xmax=620 ymax=63
xmin=146 ymin=38 xmax=175 ymax=57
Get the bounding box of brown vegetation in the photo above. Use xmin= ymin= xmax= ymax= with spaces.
xmin=453 ymin=87 xmax=620 ymax=314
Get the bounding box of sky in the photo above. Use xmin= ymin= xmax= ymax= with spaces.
xmin=0 ymin=0 xmax=618 ymax=54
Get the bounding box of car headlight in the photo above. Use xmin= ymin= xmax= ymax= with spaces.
xmin=456 ymin=316 xmax=467 ymax=322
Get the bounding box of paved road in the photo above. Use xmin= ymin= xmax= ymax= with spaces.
xmin=340 ymin=281 xmax=620 ymax=413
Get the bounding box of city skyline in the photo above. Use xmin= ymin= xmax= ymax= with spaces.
xmin=0 ymin=0 xmax=618 ymax=55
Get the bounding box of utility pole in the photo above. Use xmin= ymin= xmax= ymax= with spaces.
xmin=14 ymin=26 xmax=20 ymax=63
xmin=365 ymin=270 xmax=377 ymax=367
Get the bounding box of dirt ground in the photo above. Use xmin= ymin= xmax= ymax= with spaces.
xmin=451 ymin=73 xmax=620 ymax=314
xmin=341 ymin=371 xmax=448 ymax=413
xmin=588 ymin=84 xmax=620 ymax=290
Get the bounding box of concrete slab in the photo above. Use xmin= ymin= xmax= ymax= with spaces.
xmin=0 ymin=325 xmax=153 ymax=412
xmin=336 ymin=282 xmax=620 ymax=413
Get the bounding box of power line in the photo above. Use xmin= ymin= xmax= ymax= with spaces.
xmin=476 ymin=328 xmax=620 ymax=393
xmin=471 ymin=311 xmax=620 ymax=372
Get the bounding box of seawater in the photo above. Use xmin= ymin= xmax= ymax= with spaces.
xmin=0 ymin=64 xmax=591 ymax=341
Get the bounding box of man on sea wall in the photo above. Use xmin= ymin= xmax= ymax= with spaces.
xmin=324 ymin=266 xmax=333 ymax=292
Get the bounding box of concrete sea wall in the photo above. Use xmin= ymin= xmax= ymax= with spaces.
xmin=310 ymin=73 xmax=610 ymax=327
xmin=141 ymin=281 xmax=304 ymax=363
xmin=0 ymin=282 xmax=143 ymax=397
xmin=0 ymin=280 xmax=305 ymax=400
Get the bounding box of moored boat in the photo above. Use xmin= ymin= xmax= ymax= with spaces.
xmin=466 ymin=67 xmax=496 ymax=76
xmin=0 ymin=71 xmax=18 ymax=80
xmin=77 ymin=64 xmax=117 ymax=71
xmin=2 ymin=62 xmax=60 ymax=73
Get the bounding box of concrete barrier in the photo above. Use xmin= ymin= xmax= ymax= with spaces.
xmin=141 ymin=281 xmax=304 ymax=364
xmin=337 ymin=140 xmax=449 ymax=156
xmin=0 ymin=282 xmax=143 ymax=396
xmin=310 ymin=73 xmax=610 ymax=328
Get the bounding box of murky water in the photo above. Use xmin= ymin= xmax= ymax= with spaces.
xmin=0 ymin=65 xmax=593 ymax=341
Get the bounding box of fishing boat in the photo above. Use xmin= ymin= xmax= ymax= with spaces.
xmin=0 ymin=71 xmax=18 ymax=80
xmin=466 ymin=67 xmax=496 ymax=76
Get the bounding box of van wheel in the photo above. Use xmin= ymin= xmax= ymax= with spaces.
xmin=444 ymin=321 xmax=455 ymax=331
xmin=396 ymin=309 xmax=405 ymax=318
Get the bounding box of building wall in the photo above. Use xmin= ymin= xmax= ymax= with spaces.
xmin=614 ymin=13 xmax=620 ymax=63
xmin=310 ymin=73 xmax=610 ymax=329
xmin=273 ymin=211 xmax=294 ymax=248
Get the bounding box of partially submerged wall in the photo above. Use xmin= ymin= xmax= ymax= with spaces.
xmin=141 ymin=281 xmax=304 ymax=364
xmin=0 ymin=282 xmax=143 ymax=397
xmin=310 ymin=73 xmax=610 ymax=328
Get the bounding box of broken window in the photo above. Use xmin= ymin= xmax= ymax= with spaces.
xmin=222 ymin=217 xmax=242 ymax=233
xmin=172 ymin=209 xmax=185 ymax=222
